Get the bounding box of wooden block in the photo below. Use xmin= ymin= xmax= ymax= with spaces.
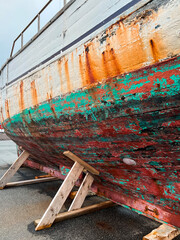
xmin=63 ymin=151 xmax=99 ymax=175
xmin=35 ymin=200 xmax=115 ymax=226
xmin=143 ymin=224 xmax=180 ymax=240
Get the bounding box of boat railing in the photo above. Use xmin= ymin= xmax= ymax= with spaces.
xmin=0 ymin=0 xmax=73 ymax=73
xmin=10 ymin=0 xmax=70 ymax=58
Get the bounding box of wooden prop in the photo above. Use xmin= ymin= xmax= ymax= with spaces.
xmin=143 ymin=224 xmax=180 ymax=240
xmin=0 ymin=150 xmax=30 ymax=189
xmin=0 ymin=150 xmax=59 ymax=189
xmin=35 ymin=151 xmax=105 ymax=231
xmin=63 ymin=151 xmax=99 ymax=175
xmin=68 ymin=173 xmax=94 ymax=211
xmin=5 ymin=177 xmax=58 ymax=188
xmin=0 ymin=149 xmax=113 ymax=231
xmin=35 ymin=200 xmax=115 ymax=226
xmin=35 ymin=161 xmax=84 ymax=231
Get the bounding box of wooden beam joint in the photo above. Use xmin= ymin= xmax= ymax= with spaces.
xmin=35 ymin=151 xmax=101 ymax=231
xmin=63 ymin=151 xmax=99 ymax=175
xmin=35 ymin=201 xmax=115 ymax=227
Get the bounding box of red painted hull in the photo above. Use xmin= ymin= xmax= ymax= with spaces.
xmin=4 ymin=56 xmax=180 ymax=227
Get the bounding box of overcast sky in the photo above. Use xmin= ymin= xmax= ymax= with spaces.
xmin=0 ymin=0 xmax=63 ymax=67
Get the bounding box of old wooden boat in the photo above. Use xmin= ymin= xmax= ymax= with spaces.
xmin=0 ymin=0 xmax=179 ymax=227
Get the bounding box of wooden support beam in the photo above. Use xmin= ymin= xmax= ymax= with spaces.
xmin=34 ymin=150 xmax=100 ymax=230
xmin=63 ymin=151 xmax=99 ymax=175
xmin=4 ymin=177 xmax=58 ymax=188
xmin=143 ymin=224 xmax=180 ymax=240
xmin=69 ymin=173 xmax=94 ymax=211
xmin=35 ymin=200 xmax=115 ymax=226
xmin=35 ymin=161 xmax=84 ymax=231
xmin=0 ymin=150 xmax=30 ymax=189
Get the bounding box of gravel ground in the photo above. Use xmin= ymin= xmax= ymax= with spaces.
xmin=0 ymin=140 xmax=179 ymax=240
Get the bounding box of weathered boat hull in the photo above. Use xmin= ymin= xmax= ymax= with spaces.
xmin=0 ymin=0 xmax=180 ymax=228
xmin=3 ymin=55 xmax=180 ymax=227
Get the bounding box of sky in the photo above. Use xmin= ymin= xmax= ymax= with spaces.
xmin=0 ymin=0 xmax=64 ymax=67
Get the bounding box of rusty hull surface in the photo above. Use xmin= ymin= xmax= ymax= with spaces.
xmin=3 ymin=54 xmax=180 ymax=228
xmin=0 ymin=0 xmax=180 ymax=228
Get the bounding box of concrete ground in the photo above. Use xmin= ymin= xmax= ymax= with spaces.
xmin=0 ymin=140 xmax=179 ymax=240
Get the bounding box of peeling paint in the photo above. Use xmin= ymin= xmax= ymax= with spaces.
xmin=0 ymin=0 xmax=180 ymax=228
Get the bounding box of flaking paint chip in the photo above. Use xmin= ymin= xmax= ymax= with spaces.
xmin=123 ymin=158 xmax=136 ymax=166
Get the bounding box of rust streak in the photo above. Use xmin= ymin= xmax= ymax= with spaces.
xmin=85 ymin=46 xmax=95 ymax=84
xmin=71 ymin=52 xmax=74 ymax=66
xmin=150 ymin=39 xmax=159 ymax=62
xmin=102 ymin=51 xmax=109 ymax=79
xmin=57 ymin=60 xmax=63 ymax=93
xmin=49 ymin=75 xmax=53 ymax=99
xmin=110 ymin=48 xmax=121 ymax=71
xmin=31 ymin=80 xmax=38 ymax=106
xmin=5 ymin=100 xmax=10 ymax=119
xmin=46 ymin=93 xmax=50 ymax=100
xmin=1 ymin=107 xmax=4 ymax=122
xmin=19 ymin=81 xmax=24 ymax=112
xmin=65 ymin=60 xmax=71 ymax=92
xmin=79 ymin=55 xmax=87 ymax=86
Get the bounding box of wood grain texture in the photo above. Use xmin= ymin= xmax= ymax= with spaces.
xmin=5 ymin=177 xmax=58 ymax=188
xmin=35 ymin=200 xmax=115 ymax=226
xmin=35 ymin=161 xmax=84 ymax=231
xmin=64 ymin=151 xmax=99 ymax=175
xmin=0 ymin=150 xmax=30 ymax=189
xmin=68 ymin=173 xmax=94 ymax=211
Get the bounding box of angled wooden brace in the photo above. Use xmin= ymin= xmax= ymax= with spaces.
xmin=0 ymin=150 xmax=29 ymax=189
xmin=0 ymin=150 xmax=58 ymax=189
xmin=35 ymin=151 xmax=101 ymax=231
